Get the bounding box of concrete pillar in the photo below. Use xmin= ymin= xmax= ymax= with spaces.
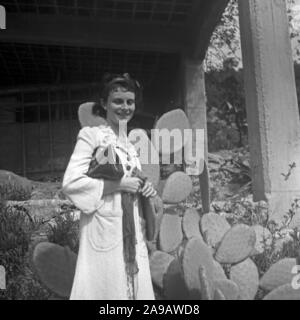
xmin=182 ymin=57 xmax=210 ymax=213
xmin=238 ymin=0 xmax=300 ymax=221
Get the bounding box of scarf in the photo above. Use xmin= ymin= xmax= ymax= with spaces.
xmin=87 ymin=145 xmax=148 ymax=299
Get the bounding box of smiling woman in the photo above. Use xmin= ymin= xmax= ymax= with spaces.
xmin=62 ymin=73 xmax=156 ymax=300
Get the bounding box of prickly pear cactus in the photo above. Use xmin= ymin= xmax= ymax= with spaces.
xmin=213 ymin=279 xmax=239 ymax=300
xmin=129 ymin=128 xmax=160 ymax=188
xmin=164 ymin=205 xmax=184 ymax=216
xmin=182 ymin=237 xmax=215 ymax=299
xmin=163 ymin=259 xmax=190 ymax=300
xmin=230 ymin=258 xmax=259 ymax=300
xmin=159 ymin=213 xmax=183 ymax=253
xmin=182 ymin=208 xmax=202 ymax=239
xmin=259 ymin=258 xmax=297 ymax=291
xmin=198 ymin=265 xmax=213 ymax=300
xmin=200 ymin=213 xmax=231 ymax=250
xmin=212 ymin=260 xmax=227 ymax=281
xmin=31 ymin=242 xmax=77 ymax=298
xmin=149 ymin=250 xmax=174 ymax=290
xmin=153 ymin=108 xmax=190 ymax=155
xmin=215 ymin=224 xmax=256 ymax=264
xmin=160 ymin=171 xmax=193 ymax=204
xmin=214 ymin=288 xmax=226 ymax=300
xmin=142 ymin=194 xmax=163 ymax=243
xmin=263 ymin=284 xmax=300 ymax=300
xmin=78 ymin=102 xmax=107 ymax=128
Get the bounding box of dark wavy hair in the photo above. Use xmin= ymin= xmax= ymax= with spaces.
xmin=93 ymin=73 xmax=143 ymax=116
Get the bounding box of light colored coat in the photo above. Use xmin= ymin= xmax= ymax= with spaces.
xmin=62 ymin=125 xmax=155 ymax=300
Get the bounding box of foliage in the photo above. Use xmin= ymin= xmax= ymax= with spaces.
xmin=206 ymin=66 xmax=247 ymax=150
xmin=205 ymin=0 xmax=241 ymax=71
xmin=205 ymin=0 xmax=300 ymax=71
xmin=0 ymin=181 xmax=32 ymax=201
xmin=0 ymin=203 xmax=50 ymax=300
xmin=47 ymin=212 xmax=80 ymax=254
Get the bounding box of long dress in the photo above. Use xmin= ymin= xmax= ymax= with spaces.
xmin=62 ymin=125 xmax=155 ymax=300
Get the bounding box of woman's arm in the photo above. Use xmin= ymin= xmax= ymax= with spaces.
xmin=103 ymin=177 xmax=143 ymax=196
xmin=62 ymin=127 xmax=106 ymax=215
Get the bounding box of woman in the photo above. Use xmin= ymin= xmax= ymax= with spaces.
xmin=62 ymin=73 xmax=156 ymax=300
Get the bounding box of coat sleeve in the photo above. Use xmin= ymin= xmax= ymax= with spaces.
xmin=62 ymin=127 xmax=105 ymax=215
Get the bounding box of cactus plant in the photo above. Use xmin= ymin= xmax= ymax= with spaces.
xmin=164 ymin=205 xmax=184 ymax=216
xmin=149 ymin=250 xmax=174 ymax=290
xmin=259 ymin=258 xmax=297 ymax=291
xmin=182 ymin=237 xmax=215 ymax=299
xmin=129 ymin=128 xmax=160 ymax=188
xmin=163 ymin=259 xmax=190 ymax=300
xmin=212 ymin=259 xmax=227 ymax=281
xmin=230 ymin=258 xmax=259 ymax=300
xmin=215 ymin=224 xmax=256 ymax=264
xmin=153 ymin=108 xmax=190 ymax=155
xmin=78 ymin=102 xmax=107 ymax=128
xmin=201 ymin=213 xmax=231 ymax=250
xmin=182 ymin=208 xmax=202 ymax=239
xmin=160 ymin=171 xmax=193 ymax=204
xmin=142 ymin=194 xmax=164 ymax=243
xmin=213 ymin=279 xmax=239 ymax=300
xmin=25 ymin=106 xmax=300 ymax=301
xmin=198 ymin=265 xmax=213 ymax=300
xmin=159 ymin=213 xmax=183 ymax=253
xmin=214 ymin=288 xmax=226 ymax=300
xmin=263 ymin=284 xmax=300 ymax=300
xmin=31 ymin=242 xmax=77 ymax=298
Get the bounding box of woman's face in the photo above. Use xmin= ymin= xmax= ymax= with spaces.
xmin=103 ymin=86 xmax=135 ymax=127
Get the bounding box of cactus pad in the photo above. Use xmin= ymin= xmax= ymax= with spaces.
xmin=198 ymin=265 xmax=213 ymax=300
xmin=142 ymin=194 xmax=164 ymax=242
xmin=215 ymin=224 xmax=256 ymax=264
xmin=259 ymin=258 xmax=297 ymax=291
xmin=212 ymin=260 xmax=227 ymax=281
xmin=31 ymin=242 xmax=77 ymax=298
xmin=214 ymin=288 xmax=226 ymax=300
xmin=214 ymin=279 xmax=239 ymax=300
xmin=182 ymin=208 xmax=202 ymax=239
xmin=182 ymin=237 xmax=215 ymax=299
xmin=200 ymin=213 xmax=230 ymax=249
xmin=129 ymin=128 xmax=160 ymax=188
xmin=153 ymin=109 xmax=190 ymax=155
xmin=163 ymin=259 xmax=190 ymax=300
xmin=78 ymin=102 xmax=107 ymax=128
xmin=164 ymin=205 xmax=184 ymax=216
xmin=149 ymin=250 xmax=174 ymax=290
xmin=263 ymin=284 xmax=300 ymax=300
xmin=230 ymin=258 xmax=259 ymax=300
xmin=159 ymin=213 xmax=183 ymax=253
xmin=160 ymin=171 xmax=193 ymax=204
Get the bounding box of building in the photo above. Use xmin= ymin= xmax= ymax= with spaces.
xmin=0 ymin=0 xmax=299 ymax=220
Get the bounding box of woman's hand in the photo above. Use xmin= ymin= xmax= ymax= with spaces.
xmin=140 ymin=180 xmax=157 ymax=198
xmin=119 ymin=177 xmax=143 ymax=194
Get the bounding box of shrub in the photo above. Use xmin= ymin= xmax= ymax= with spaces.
xmin=0 ymin=203 xmax=50 ymax=299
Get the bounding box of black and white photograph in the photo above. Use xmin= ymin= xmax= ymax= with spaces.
xmin=0 ymin=0 xmax=300 ymax=305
